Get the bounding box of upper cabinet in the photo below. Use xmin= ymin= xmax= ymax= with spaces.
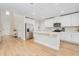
xmin=71 ymin=13 xmax=79 ymax=26
xmin=61 ymin=13 xmax=79 ymax=27
xmin=44 ymin=13 xmax=79 ymax=27
xmin=60 ymin=15 xmax=71 ymax=27
xmin=44 ymin=15 xmax=72 ymax=27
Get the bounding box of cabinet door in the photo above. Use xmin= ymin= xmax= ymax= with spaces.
xmin=72 ymin=33 xmax=79 ymax=44
xmin=61 ymin=15 xmax=71 ymax=26
xmin=71 ymin=13 xmax=79 ymax=26
xmin=60 ymin=32 xmax=72 ymax=42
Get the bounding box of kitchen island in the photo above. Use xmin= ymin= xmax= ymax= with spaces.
xmin=33 ymin=31 xmax=60 ymax=50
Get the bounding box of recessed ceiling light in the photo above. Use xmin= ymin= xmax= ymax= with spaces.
xmin=6 ymin=11 xmax=10 ymax=15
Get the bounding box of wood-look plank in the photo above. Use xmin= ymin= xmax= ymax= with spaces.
xmin=0 ymin=36 xmax=79 ymax=56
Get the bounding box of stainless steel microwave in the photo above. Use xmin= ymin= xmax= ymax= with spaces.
xmin=53 ymin=23 xmax=61 ymax=27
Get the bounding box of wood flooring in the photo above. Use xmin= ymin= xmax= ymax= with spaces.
xmin=0 ymin=36 xmax=79 ymax=56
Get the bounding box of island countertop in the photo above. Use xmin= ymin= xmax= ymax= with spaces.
xmin=34 ymin=31 xmax=60 ymax=36
xmin=33 ymin=31 xmax=60 ymax=50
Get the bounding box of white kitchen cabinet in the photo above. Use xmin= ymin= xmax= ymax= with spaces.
xmin=71 ymin=13 xmax=79 ymax=26
xmin=61 ymin=15 xmax=71 ymax=27
xmin=60 ymin=13 xmax=79 ymax=27
xmin=72 ymin=33 xmax=79 ymax=44
xmin=60 ymin=32 xmax=72 ymax=42
xmin=34 ymin=32 xmax=60 ymax=50
xmin=61 ymin=13 xmax=79 ymax=26
xmin=45 ymin=13 xmax=79 ymax=27
xmin=61 ymin=32 xmax=79 ymax=44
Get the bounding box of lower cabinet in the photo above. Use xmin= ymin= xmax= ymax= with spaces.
xmin=72 ymin=33 xmax=79 ymax=44
xmin=61 ymin=32 xmax=79 ymax=44
xmin=60 ymin=32 xmax=72 ymax=42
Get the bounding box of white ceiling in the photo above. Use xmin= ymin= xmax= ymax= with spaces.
xmin=0 ymin=3 xmax=79 ymax=20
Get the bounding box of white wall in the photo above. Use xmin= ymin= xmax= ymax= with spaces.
xmin=14 ymin=13 xmax=25 ymax=40
xmin=1 ymin=11 xmax=12 ymax=36
xmin=24 ymin=19 xmax=47 ymax=32
xmin=38 ymin=21 xmax=46 ymax=31
xmin=34 ymin=21 xmax=40 ymax=31
xmin=29 ymin=20 xmax=46 ymax=31
xmin=0 ymin=10 xmax=25 ymax=40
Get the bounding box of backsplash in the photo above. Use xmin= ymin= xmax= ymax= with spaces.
xmin=43 ymin=26 xmax=79 ymax=32
xmin=64 ymin=26 xmax=79 ymax=32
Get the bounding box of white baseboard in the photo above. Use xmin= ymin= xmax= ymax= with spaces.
xmin=35 ymin=40 xmax=59 ymax=50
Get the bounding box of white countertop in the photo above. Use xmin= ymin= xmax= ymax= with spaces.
xmin=34 ymin=31 xmax=79 ymax=35
xmin=34 ymin=31 xmax=60 ymax=36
